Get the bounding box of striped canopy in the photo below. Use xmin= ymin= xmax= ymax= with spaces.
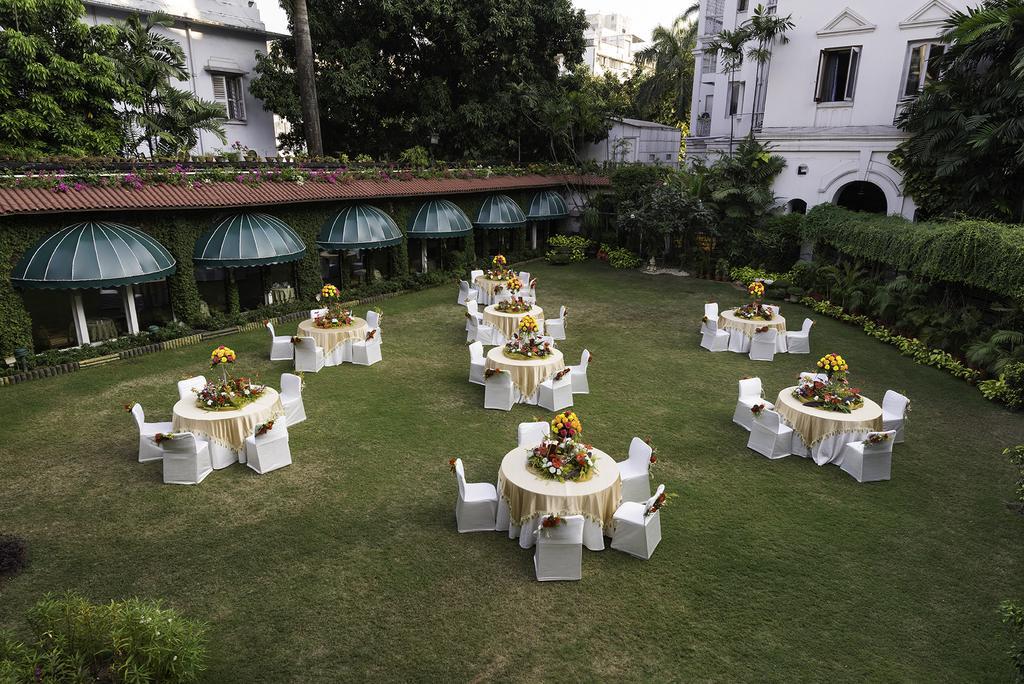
xmin=319 ymin=204 xmax=403 ymax=250
xmin=11 ymin=221 xmax=176 ymax=289
xmin=526 ymin=190 xmax=568 ymax=219
xmin=474 ymin=194 xmax=526 ymax=230
xmin=407 ymin=200 xmax=473 ymax=239
xmin=194 ymin=213 xmax=305 ymax=268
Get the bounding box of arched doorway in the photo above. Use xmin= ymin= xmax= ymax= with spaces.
xmin=835 ymin=181 xmax=887 ymax=214
xmin=786 ymin=199 xmax=807 ymax=215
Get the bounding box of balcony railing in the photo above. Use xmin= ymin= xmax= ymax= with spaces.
xmin=751 ymin=113 xmax=764 ymax=132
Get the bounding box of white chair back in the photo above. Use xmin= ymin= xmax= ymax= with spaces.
xmin=799 ymin=372 xmax=816 ymax=383
xmin=130 ymin=403 xmax=145 ymax=429
xmin=469 ymin=341 xmax=484 ymax=362
xmin=863 ymin=430 xmax=897 ymax=455
xmin=579 ymin=349 xmax=590 ymax=368
xmin=466 ymin=300 xmax=479 ymax=316
xmin=703 ymin=318 xmax=719 ymax=333
xmin=642 ymin=484 xmax=667 ymax=516
xmin=801 ymin=318 xmax=814 ymax=334
xmin=310 ymin=308 xmax=328 ymax=318
xmin=470 ymin=269 xmax=484 ymax=282
xmin=538 ymin=515 xmax=585 ymax=543
xmin=754 ymin=328 xmax=778 ymax=343
xmin=518 ymin=422 xmax=550 ymax=447
xmin=518 ymin=271 xmax=531 ymax=284
xmin=558 ymin=305 xmax=566 ymax=322
xmin=882 ymin=390 xmax=909 ymax=417
xmin=294 ymin=337 xmax=319 ymax=364
xmin=738 ymin=377 xmax=763 ymax=401
xmin=459 ymin=280 xmax=471 ymax=297
xmin=758 ymin=408 xmax=782 ymax=431
xmin=704 ymin=302 xmax=718 ymax=319
xmin=266 ymin=321 xmax=277 ymax=337
xmin=177 ymin=376 xmax=207 ymax=401
xmin=627 ymin=437 xmax=652 ymax=472
xmin=280 ymin=372 xmax=302 ymax=400
xmin=366 ymin=310 xmax=381 ymax=329
xmin=454 ymin=458 xmax=467 ymax=499
xmin=161 ymin=431 xmax=200 ymax=456
xmin=767 ymin=305 xmax=781 ymax=315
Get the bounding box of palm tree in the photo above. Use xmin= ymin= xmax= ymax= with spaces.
xmin=744 ymin=4 xmax=794 ymax=131
xmin=633 ymin=3 xmax=700 ymax=125
xmin=704 ymin=27 xmax=749 ymax=154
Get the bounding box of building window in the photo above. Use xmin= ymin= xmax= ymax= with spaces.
xmin=211 ymin=74 xmax=246 ymax=121
xmin=902 ymin=42 xmax=945 ymax=98
xmin=701 ymin=51 xmax=717 ymax=74
xmin=814 ymin=47 xmax=860 ymax=103
xmin=727 ymin=81 xmax=744 ymax=116
xmin=737 ymin=0 xmax=749 ymax=11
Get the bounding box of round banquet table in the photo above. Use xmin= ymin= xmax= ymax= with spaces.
xmin=774 ymin=387 xmax=883 ymax=466
xmin=719 ymin=309 xmax=788 ymax=353
xmin=297 ymin=317 xmax=368 ymax=366
xmin=482 ymin=304 xmax=544 ymax=340
xmin=172 ymin=388 xmax=284 ymax=469
xmin=473 ymin=276 xmax=507 ymax=305
xmin=495 ymin=446 xmax=622 ymax=551
xmin=485 ymin=346 xmax=564 ymax=404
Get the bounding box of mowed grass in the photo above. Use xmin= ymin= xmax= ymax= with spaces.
xmin=1 ymin=260 xmax=1022 ymax=682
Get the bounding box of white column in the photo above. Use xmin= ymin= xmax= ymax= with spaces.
xmin=122 ymin=284 xmax=140 ymax=334
xmin=71 ymin=291 xmax=90 ymax=346
xmin=420 ymin=241 xmax=428 ymax=273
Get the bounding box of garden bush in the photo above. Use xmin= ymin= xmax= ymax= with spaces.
xmin=1005 ymin=445 xmax=1024 ymax=507
xmin=0 ymin=534 xmax=28 ymax=577
xmin=601 ymin=244 xmax=642 ymax=270
xmin=1000 ymin=600 xmax=1024 ymax=680
xmin=0 ymin=591 xmax=207 ymax=682
xmin=545 ymin=235 xmax=591 ymax=264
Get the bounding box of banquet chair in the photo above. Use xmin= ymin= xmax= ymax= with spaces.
xmin=618 ymin=437 xmax=653 ymax=503
xmin=130 ymin=403 xmax=173 ymax=463
xmin=786 ymin=318 xmax=814 ymax=354
xmin=244 ymin=416 xmax=292 ymax=475
xmin=534 ymin=515 xmax=585 ymax=581
xmin=464 ymin=300 xmax=484 ymax=333
xmin=352 ymin=330 xmax=382 ymax=366
xmin=700 ymin=319 xmax=730 ymax=352
xmin=453 ymin=458 xmax=498 ymax=533
xmin=545 ymin=306 xmax=567 ymax=341
xmin=458 ymin=280 xmax=478 ymax=306
xmin=839 ymin=430 xmax=897 ymax=483
xmin=517 ymin=421 xmax=550 ymax=448
xmin=266 ymin=322 xmax=294 ymax=362
xmin=798 ymin=372 xmax=817 ymax=384
xmin=493 ymin=291 xmax=512 ymax=306
xmin=309 ymin=307 xmax=328 ymax=319
xmin=522 ymin=280 xmax=538 ymax=306
xmin=365 ymin=310 xmax=382 ymax=342
xmin=568 ymin=349 xmax=591 ymax=394
xmin=732 ymin=377 xmax=775 ymax=431
xmin=610 ymin=484 xmax=665 ymax=560
xmin=279 ymin=373 xmax=307 ymax=426
xmin=702 ymin=302 xmax=719 ymax=333
xmin=177 ymin=375 xmax=207 ymax=402
xmin=293 ymin=336 xmax=325 ymax=373
xmin=470 ymin=269 xmax=484 ymax=283
xmin=518 ymin=271 xmax=531 ymax=284
xmin=484 ymin=370 xmax=515 ymax=411
xmin=746 ymin=409 xmax=793 ymax=459
xmin=748 ymin=329 xmax=778 ymax=362
xmin=766 ymin=305 xmax=781 ymax=315
xmin=538 ymin=372 xmax=573 ymax=412
xmin=161 ymin=432 xmax=213 ymax=485
xmin=468 ymin=342 xmax=487 ymax=385
xmin=882 ymin=390 xmax=910 ymax=443
xmin=467 ymin=316 xmax=503 ymax=347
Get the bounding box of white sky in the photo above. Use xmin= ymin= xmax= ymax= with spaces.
xmin=255 ymin=0 xmax=681 ymax=45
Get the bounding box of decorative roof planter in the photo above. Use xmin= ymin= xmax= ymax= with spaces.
xmin=194 ymin=212 xmax=305 ymax=269
xmin=11 ymin=221 xmax=176 ymax=289
xmin=318 ymin=204 xmax=403 ymax=250
xmin=474 ymin=194 xmax=526 ymax=230
xmin=526 ymin=190 xmax=568 ymax=220
xmin=407 ymin=199 xmax=473 ymax=239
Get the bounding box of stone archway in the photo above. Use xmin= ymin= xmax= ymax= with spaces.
xmin=834 ymin=181 xmax=888 ymax=214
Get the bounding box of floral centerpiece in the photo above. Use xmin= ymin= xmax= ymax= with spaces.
xmin=502 ymin=316 xmax=553 ymax=359
xmin=526 ymin=412 xmax=597 ymax=483
xmin=792 ymin=352 xmax=863 ymax=413
xmin=505 ymin=275 xmax=524 ymax=294
xmin=314 ymin=308 xmax=353 ymax=328
xmin=194 ymin=347 xmax=267 ymax=411
xmin=485 ymin=254 xmax=511 ymax=279
xmin=733 ymin=281 xmax=774 ymax=320
xmin=320 ymin=284 xmax=341 ymax=301
xmin=496 ymin=296 xmax=532 ymax=313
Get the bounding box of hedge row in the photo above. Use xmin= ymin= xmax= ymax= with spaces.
xmin=802 ymin=205 xmax=1024 ymax=297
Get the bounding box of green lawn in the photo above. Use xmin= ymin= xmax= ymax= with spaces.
xmin=1 ymin=261 xmax=1022 ymax=681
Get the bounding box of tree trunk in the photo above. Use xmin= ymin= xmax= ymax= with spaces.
xmin=292 ymin=0 xmax=323 ymax=156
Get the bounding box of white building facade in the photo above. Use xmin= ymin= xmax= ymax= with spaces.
xmin=83 ymin=0 xmax=284 ymax=158
xmin=579 ymin=118 xmax=681 ymax=167
xmin=583 ymin=13 xmax=645 ymax=79
xmin=687 ymin=0 xmax=969 ymax=219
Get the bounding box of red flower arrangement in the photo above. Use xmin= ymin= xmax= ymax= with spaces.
xmin=646 ymin=490 xmax=676 ymax=517
xmin=751 ymin=403 xmax=766 ymax=417
xmin=449 ymin=458 xmax=458 ymax=474
xmin=255 ymin=420 xmax=274 ymax=437
xmin=152 ymin=432 xmax=175 ymax=445
xmin=541 ymin=515 xmax=564 ymax=528
xmin=484 ymin=368 xmax=503 ymax=379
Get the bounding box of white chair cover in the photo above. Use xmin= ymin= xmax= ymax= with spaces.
xmin=786 ymin=318 xmax=814 ymax=354
xmin=747 ymin=409 xmax=793 ymax=459
xmin=702 ymin=302 xmax=718 ymax=333
xmin=568 ymin=349 xmax=590 ymax=394
xmin=454 ymin=458 xmax=498 ymax=532
xmin=611 ymin=484 xmax=665 ymax=560
xmin=732 ymin=377 xmax=775 ymax=431
xmin=484 ymin=371 xmax=515 ymax=411
xmin=131 ymin=403 xmax=173 ymax=463
xmin=518 ymin=271 xmax=531 ymax=284
xmin=470 ymin=269 xmax=484 ymax=283
xmin=700 ymin=319 xmax=730 ymax=352
xmin=538 ymin=373 xmax=573 ymax=412
xmin=517 ymin=421 xmax=550 ymax=448
xmin=748 ymin=329 xmax=778 ymax=361
xmin=244 ymin=416 xmax=292 ymax=474
xmin=839 ymin=430 xmax=896 ymax=482
xmin=266 ymin=322 xmax=294 ymax=361
xmin=352 ymin=331 xmax=382 ymax=366
xmin=458 ymin=280 xmax=478 ymax=305
xmin=365 ymin=310 xmax=382 ymax=342
xmin=293 ymin=337 xmax=325 ymax=373
xmin=161 ymin=432 xmax=213 ymax=485
xmin=177 ymin=375 xmax=207 ymax=402
xmin=618 ymin=437 xmax=652 ymax=503
xmin=468 ymin=341 xmax=486 ymax=385
xmin=882 ymin=390 xmax=909 ymax=443
xmin=467 ymin=315 xmax=503 ymax=346
xmin=280 ymin=372 xmax=307 ymax=426
xmin=545 ymin=305 xmax=567 ymax=341
xmin=534 ymin=515 xmax=585 ymax=581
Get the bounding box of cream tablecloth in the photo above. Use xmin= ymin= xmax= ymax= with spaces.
xmin=774 ymin=386 xmax=883 ymax=466
xmin=495 ymin=446 xmax=622 ymax=551
xmin=719 ymin=309 xmax=788 ymax=353
xmin=482 ymin=304 xmax=544 ymax=340
xmin=172 ymin=388 xmax=283 ymax=467
xmin=297 ymin=317 xmax=368 ymax=355
xmin=485 ymin=346 xmax=564 ymax=402
xmin=473 ymin=276 xmax=507 ymax=305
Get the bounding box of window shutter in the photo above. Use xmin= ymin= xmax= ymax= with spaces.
xmin=813 ymin=50 xmax=826 ymax=102
xmin=211 ymin=74 xmax=227 ymax=103
xmin=845 ymin=47 xmax=861 ymax=100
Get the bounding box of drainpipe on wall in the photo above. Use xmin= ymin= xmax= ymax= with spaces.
xmin=184 ymin=25 xmax=205 ymax=156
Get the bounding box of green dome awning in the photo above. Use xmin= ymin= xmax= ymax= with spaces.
xmin=11 ymin=221 xmax=176 ymax=290
xmin=318 ymin=204 xmax=403 ymax=250
xmin=526 ymin=190 xmax=568 ymax=219
xmin=194 ymin=213 xmax=306 ymax=268
xmin=408 ymin=200 xmax=473 ymax=239
xmin=474 ymin=194 xmax=526 ymax=230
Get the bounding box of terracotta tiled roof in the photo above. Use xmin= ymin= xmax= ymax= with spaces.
xmin=0 ymin=174 xmax=609 ymax=216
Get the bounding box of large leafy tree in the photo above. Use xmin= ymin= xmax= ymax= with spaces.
xmin=893 ymin=0 xmax=1024 ymax=221
xmin=251 ymin=0 xmax=588 ymax=160
xmin=633 ymin=3 xmax=699 ymax=126
xmin=0 ymin=0 xmax=124 ymax=157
